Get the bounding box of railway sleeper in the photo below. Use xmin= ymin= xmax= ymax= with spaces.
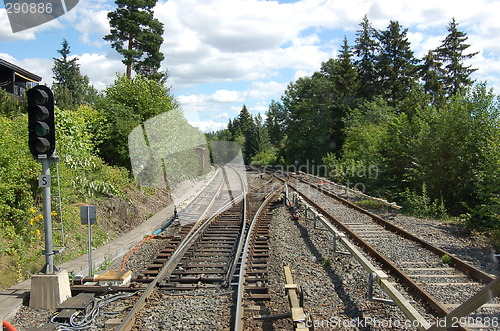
xmin=245 ymin=293 xmax=271 ymax=301
xmin=189 ymin=248 xmax=234 ymax=253
xmin=160 ymin=283 xmax=220 ymax=290
xmin=172 ymin=270 xmax=226 ymax=275
xmin=246 ymin=276 xmax=269 ymax=281
xmin=168 ymin=276 xmax=225 ymax=283
xmin=179 ymin=263 xmax=228 ymax=268
xmin=181 ymin=256 xmax=230 ymax=264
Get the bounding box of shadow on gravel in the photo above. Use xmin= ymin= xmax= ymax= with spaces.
xmin=292 ymin=218 xmax=370 ymax=328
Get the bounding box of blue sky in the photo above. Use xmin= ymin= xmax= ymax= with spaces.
xmin=1 ymin=0 xmax=500 ymax=132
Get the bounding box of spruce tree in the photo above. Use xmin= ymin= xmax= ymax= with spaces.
xmin=104 ymin=0 xmax=165 ymax=81
xmin=52 ymin=39 xmax=99 ymax=109
xmin=419 ymin=50 xmax=446 ymax=106
xmin=376 ymin=20 xmax=418 ymax=106
xmin=435 ymin=18 xmax=478 ymax=97
xmin=354 ymin=15 xmax=379 ymax=100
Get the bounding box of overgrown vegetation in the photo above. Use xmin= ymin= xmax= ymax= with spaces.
xmin=0 ymin=43 xmax=178 ymax=289
xmin=209 ymin=16 xmax=500 ymax=247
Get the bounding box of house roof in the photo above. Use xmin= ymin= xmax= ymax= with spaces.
xmin=0 ymin=58 xmax=42 ymax=82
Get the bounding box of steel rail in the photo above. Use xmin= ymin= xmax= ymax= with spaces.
xmin=116 ymin=166 xmax=246 ymax=331
xmin=296 ymin=176 xmax=495 ymax=285
xmin=295 ymin=194 xmax=430 ymax=330
xmin=223 ymin=167 xmax=249 ymax=287
xmin=287 ymin=181 xmax=454 ymax=319
xmin=224 ymin=173 xmax=280 ymax=287
xmin=234 ymin=186 xmax=283 ymax=331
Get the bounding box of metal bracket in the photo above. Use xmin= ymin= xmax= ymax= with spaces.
xmin=368 ymin=272 xmax=394 ymax=304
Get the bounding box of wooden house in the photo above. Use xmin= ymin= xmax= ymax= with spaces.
xmin=0 ymin=58 xmax=42 ymax=97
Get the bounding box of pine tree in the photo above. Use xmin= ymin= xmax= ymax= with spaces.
xmin=435 ymin=18 xmax=478 ymax=97
xmin=104 ymin=0 xmax=165 ymax=81
xmin=354 ymin=15 xmax=379 ymax=100
xmin=376 ymin=20 xmax=418 ymax=105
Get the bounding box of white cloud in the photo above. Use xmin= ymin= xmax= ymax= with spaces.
xmin=214 ymin=112 xmax=229 ymax=120
xmin=5 ymin=0 xmax=500 ymax=124
xmin=78 ymin=53 xmax=124 ymax=89
xmin=189 ymin=120 xmax=227 ymax=133
xmin=0 ymin=10 xmax=36 ymax=41
xmin=210 ymin=90 xmax=242 ymax=103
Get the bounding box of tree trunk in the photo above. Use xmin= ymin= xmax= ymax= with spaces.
xmin=127 ymin=33 xmax=133 ymax=79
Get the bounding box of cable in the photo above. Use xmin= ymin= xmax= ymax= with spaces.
xmin=50 ymin=292 xmax=138 ymax=330
xmin=120 ymin=235 xmax=158 ymax=271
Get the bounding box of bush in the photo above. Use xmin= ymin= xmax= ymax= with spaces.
xmin=400 ymin=184 xmax=447 ymax=219
xmin=94 ymin=74 xmax=179 ymax=169
xmin=0 ymin=89 xmax=23 ymax=118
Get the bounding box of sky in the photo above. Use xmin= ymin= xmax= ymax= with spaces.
xmin=1 ymin=0 xmax=500 ymax=132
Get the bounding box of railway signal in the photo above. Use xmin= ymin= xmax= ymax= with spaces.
xmin=27 ymin=85 xmax=56 ymax=159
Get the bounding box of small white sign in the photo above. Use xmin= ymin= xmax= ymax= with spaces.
xmin=38 ymin=175 xmax=51 ymax=187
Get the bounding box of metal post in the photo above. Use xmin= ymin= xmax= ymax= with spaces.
xmin=41 ymin=158 xmax=54 ymax=274
xmin=368 ymin=272 xmax=376 ymax=300
xmin=333 ymin=233 xmax=337 ymax=253
xmin=87 ymin=206 xmax=92 ymax=277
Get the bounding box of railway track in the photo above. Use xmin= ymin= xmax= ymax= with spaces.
xmin=29 ymin=167 xmax=497 ymax=330
xmin=289 ymin=173 xmax=499 ymax=330
xmin=111 ymin=167 xmax=283 ymax=330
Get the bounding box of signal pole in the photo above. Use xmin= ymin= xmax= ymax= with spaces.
xmin=27 ymin=86 xmax=71 ymax=309
xmin=39 ymin=156 xmax=59 ymax=274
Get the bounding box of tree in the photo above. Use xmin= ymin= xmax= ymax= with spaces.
xmin=104 ymin=0 xmax=165 ymax=81
xmin=375 ymin=21 xmax=418 ymax=106
xmin=266 ymin=100 xmax=286 ymax=147
xmin=52 ymin=39 xmax=99 ymax=109
xmin=419 ymin=50 xmax=446 ymax=107
xmin=319 ymin=38 xmax=359 ymax=154
xmin=230 ymin=105 xmax=259 ymax=163
xmin=435 ymin=18 xmax=478 ymax=97
xmin=323 ymin=37 xmax=359 ymax=98
xmin=279 ymin=75 xmax=336 ymax=163
xmin=94 ymin=74 xmax=178 ymax=168
xmin=354 ymin=15 xmax=379 ymax=100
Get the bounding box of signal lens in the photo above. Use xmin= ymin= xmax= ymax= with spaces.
xmin=33 ymin=89 xmax=48 ymax=105
xmin=33 ymin=105 xmax=49 ymax=121
xmin=34 ymin=138 xmax=50 ymax=153
xmin=34 ymin=122 xmax=50 ymax=137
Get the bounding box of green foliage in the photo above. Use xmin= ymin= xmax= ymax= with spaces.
xmin=375 ymin=20 xmax=419 ymax=105
xmin=104 ymin=0 xmax=165 ymax=80
xmin=251 ymin=148 xmax=278 ymax=166
xmin=401 ymin=184 xmax=447 ymax=219
xmin=0 ymin=116 xmax=38 ymax=236
xmin=435 ymin=18 xmax=478 ymax=97
xmin=492 ymin=230 xmax=500 ymax=251
xmin=95 ymin=74 xmax=178 ymax=169
xmin=321 ymin=258 xmax=332 ymax=268
xmin=0 ymin=89 xmax=23 ymax=118
xmin=224 ymin=105 xmax=274 ymax=164
xmin=0 ymin=100 xmax=136 ymax=289
xmin=441 ymin=254 xmax=453 ymax=266
xmin=52 ymin=39 xmax=99 ymax=109
xmin=355 ymin=199 xmax=381 ymax=210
